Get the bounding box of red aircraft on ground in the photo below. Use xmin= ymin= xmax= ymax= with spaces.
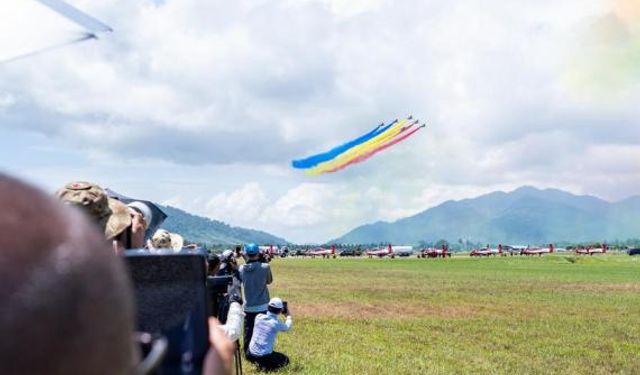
xmin=307 ymin=245 xmax=337 ymax=258
xmin=419 ymin=245 xmax=451 ymax=258
xmin=575 ymin=244 xmax=608 ymax=255
xmin=470 ymin=244 xmax=503 ymax=257
xmin=520 ymin=244 xmax=554 ymax=256
xmin=365 ymin=244 xmax=395 ymax=258
xmin=259 ymin=245 xmax=277 ymax=261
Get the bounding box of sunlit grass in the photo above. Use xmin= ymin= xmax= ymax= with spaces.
xmin=243 ymin=255 xmax=640 ymax=374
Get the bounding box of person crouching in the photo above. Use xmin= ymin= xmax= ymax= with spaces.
xmin=246 ymin=298 xmax=292 ymax=372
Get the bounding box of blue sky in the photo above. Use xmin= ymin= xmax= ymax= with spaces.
xmin=1 ymin=0 xmax=639 ymax=243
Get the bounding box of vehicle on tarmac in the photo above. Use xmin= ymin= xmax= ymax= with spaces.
xmin=393 ymin=246 xmax=414 ymax=257
xmin=339 ymin=248 xmax=362 ymax=257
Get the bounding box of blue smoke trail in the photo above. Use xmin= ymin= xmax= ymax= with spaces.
xmin=292 ymin=119 xmax=399 ymax=169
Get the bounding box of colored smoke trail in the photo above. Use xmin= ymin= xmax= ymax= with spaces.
xmin=292 ymin=119 xmax=397 ymax=169
xmin=321 ymin=124 xmax=426 ymax=174
xmin=305 ymin=118 xmax=416 ymax=175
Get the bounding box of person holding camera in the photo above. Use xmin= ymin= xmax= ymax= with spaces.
xmin=239 ymin=243 xmax=273 ymax=355
xmin=246 ymin=298 xmax=292 ymax=372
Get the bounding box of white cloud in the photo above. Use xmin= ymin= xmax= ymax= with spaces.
xmin=206 ymin=183 xmax=271 ymax=227
xmin=0 ymin=93 xmax=15 ymax=111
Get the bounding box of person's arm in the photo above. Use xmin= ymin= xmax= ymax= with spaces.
xmin=265 ymin=264 xmax=273 ymax=284
xmin=203 ymin=318 xmax=235 ymax=375
xmin=277 ymin=314 xmax=292 ymax=332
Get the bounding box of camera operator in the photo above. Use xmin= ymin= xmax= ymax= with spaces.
xmin=239 ymin=243 xmax=273 ymax=355
xmin=210 ymin=250 xmax=243 ymax=324
xmin=217 ymin=250 xmax=240 ymax=277
xmin=246 ymin=298 xmax=292 ymax=372
xmin=207 ymin=252 xmax=222 ymax=276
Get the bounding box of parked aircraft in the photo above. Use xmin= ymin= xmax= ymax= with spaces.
xmin=365 ymin=244 xmax=394 ymax=258
xmin=307 ymin=245 xmax=337 ymax=258
xmin=470 ymin=244 xmax=503 ymax=257
xmin=575 ymin=244 xmax=608 ymax=255
xmin=259 ymin=245 xmax=278 ymax=261
xmin=419 ymin=245 xmax=451 ymax=258
xmin=521 ymin=244 xmax=554 ymax=256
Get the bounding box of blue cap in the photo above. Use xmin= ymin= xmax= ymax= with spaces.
xmin=245 ymin=243 xmax=259 ymax=255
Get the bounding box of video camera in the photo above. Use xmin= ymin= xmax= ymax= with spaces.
xmin=206 ymin=274 xmax=241 ymax=324
xmin=124 ymin=250 xmax=210 ymax=375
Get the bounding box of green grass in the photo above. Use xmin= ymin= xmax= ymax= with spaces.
xmin=244 ymin=255 xmax=640 ymax=374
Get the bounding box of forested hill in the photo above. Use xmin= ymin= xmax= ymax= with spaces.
xmin=159 ymin=205 xmax=287 ymax=246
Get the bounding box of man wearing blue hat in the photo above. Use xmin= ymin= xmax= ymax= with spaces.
xmin=239 ymin=243 xmax=273 ymax=355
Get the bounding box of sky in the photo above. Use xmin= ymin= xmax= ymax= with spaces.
xmin=1 ymin=0 xmax=639 ymax=243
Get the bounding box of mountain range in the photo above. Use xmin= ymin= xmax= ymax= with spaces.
xmin=332 ymin=186 xmax=640 ymax=245
xmin=159 ymin=205 xmax=288 ymax=246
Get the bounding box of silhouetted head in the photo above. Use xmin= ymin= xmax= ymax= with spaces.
xmin=0 ymin=175 xmax=136 ymax=375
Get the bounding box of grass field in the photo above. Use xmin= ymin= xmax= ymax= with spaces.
xmin=243 ymin=254 xmax=640 ymax=374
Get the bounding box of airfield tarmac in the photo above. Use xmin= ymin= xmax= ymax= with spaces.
xmin=246 ymin=254 xmax=640 ymax=374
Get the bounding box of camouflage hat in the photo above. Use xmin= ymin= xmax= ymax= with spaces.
xmin=151 ymin=229 xmax=184 ymax=251
xmin=56 ymin=181 xmax=132 ymax=240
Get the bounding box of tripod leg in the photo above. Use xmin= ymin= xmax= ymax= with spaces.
xmin=234 ymin=341 xmax=243 ymax=375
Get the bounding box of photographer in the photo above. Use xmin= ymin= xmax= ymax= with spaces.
xmin=239 ymin=243 xmax=273 ymax=355
xmin=211 ymin=250 xmax=243 ymax=324
xmin=217 ymin=250 xmax=240 ymax=278
xmin=246 ymin=298 xmax=292 ymax=372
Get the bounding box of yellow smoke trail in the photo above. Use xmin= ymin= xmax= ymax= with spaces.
xmin=305 ymin=118 xmax=411 ymax=176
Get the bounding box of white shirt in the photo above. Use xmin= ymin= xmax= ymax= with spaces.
xmin=248 ymin=312 xmax=292 ymax=356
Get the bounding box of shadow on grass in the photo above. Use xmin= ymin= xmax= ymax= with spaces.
xmin=244 ymin=361 xmax=303 ymax=374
